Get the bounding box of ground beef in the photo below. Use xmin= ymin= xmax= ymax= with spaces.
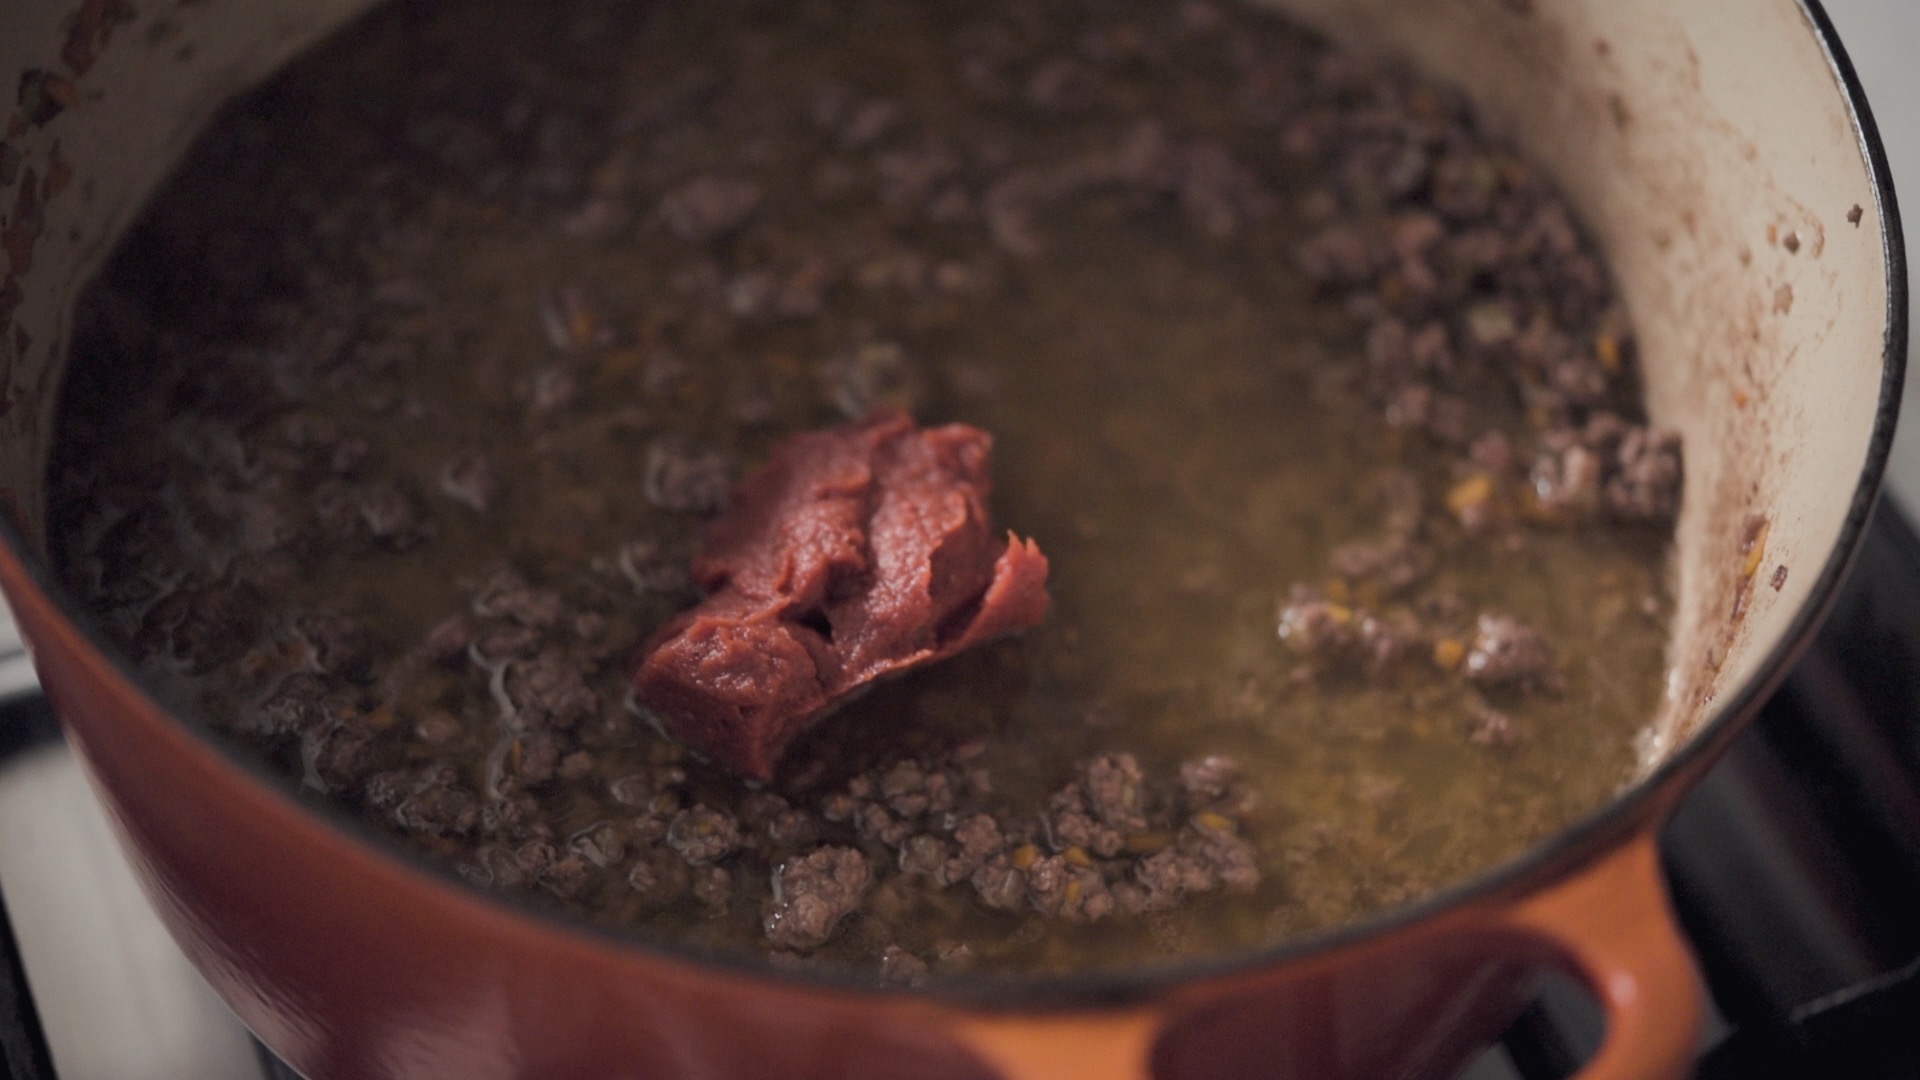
xmin=856 ymin=803 xmax=913 ymax=848
xmin=879 ymin=759 xmax=938 ymax=818
xmin=897 ymin=834 xmax=950 ymax=878
xmin=474 ymin=625 xmax=541 ymax=663
xmin=537 ymin=848 xmax=592 ymax=899
xmin=767 ymin=808 xmax=818 ymax=848
xmin=616 ymin=539 xmax=692 ymax=597
xmin=1122 ymin=812 xmax=1259 ymax=915
xmin=472 ymin=569 xmax=565 ymax=629
xmin=393 ymin=782 xmax=481 ymax=838
xmin=439 ymin=452 xmax=498 ymax=512
xmin=765 ymin=846 xmax=872 ymax=950
xmin=570 ymin=822 xmax=627 ymax=867
xmin=504 ymin=650 xmax=600 ymax=730
xmin=631 ymin=411 xmax=1051 ymax=780
xmin=1467 ymin=701 xmax=1518 ymax=747
xmin=1297 ymin=223 xmax=1385 ymax=288
xmin=420 ymin=616 xmax=474 ymax=664
xmin=946 ymin=813 xmax=1005 ymax=882
xmin=414 ymin=711 xmax=462 ymax=746
xmin=1047 ymin=790 xmax=1125 ymax=858
xmin=303 ymin=720 xmax=378 ymax=794
xmin=969 ymin=852 xmax=1028 ymax=912
xmin=820 ymin=341 xmax=924 ymax=421
xmin=666 ymin=805 xmax=742 ymax=865
xmin=1026 ymin=854 xmax=1114 ymax=921
xmin=354 ymin=481 xmax=430 ymax=551
xmin=1463 ymin=613 xmax=1554 ymax=688
xmin=1356 ymin=610 xmax=1426 ymax=669
xmin=1025 ymin=58 xmax=1102 ymax=115
xmin=691 ymin=865 xmax=734 ymax=911
xmin=657 ymin=176 xmax=762 ymax=241
xmin=1171 ymin=138 xmax=1273 ymax=240
xmin=765 ymin=748 xmax=1266 ymax=930
xmin=812 ymin=89 xmax=901 ymax=150
xmin=627 ymin=852 xmax=690 ymax=906
xmin=508 ymin=731 xmax=562 ymax=786
xmin=290 ymin=611 xmax=370 ymax=680
xmin=529 ymin=368 xmax=578 ymax=414
xmin=1129 ymin=848 xmax=1217 ymax=914
xmin=1608 ymin=426 xmax=1683 ymax=519
xmin=879 ymin=945 xmax=929 ymax=984
xmin=1182 ymin=814 xmax=1260 ymax=893
xmin=1081 ymin=753 xmax=1149 ymax=833
xmin=1179 ymin=755 xmax=1239 ymax=805
xmin=642 ymin=439 xmax=734 ymax=515
xmin=1528 ymin=440 xmax=1604 ymax=519
xmin=1276 ymin=587 xmax=1358 ymax=658
xmin=1328 ymin=534 xmax=1432 ymax=594
xmin=48 ymin=0 xmax=1679 ymax=977
xmin=1530 ymin=414 xmax=1682 ymax=523
xmin=1276 ymin=586 xmax=1428 ymax=675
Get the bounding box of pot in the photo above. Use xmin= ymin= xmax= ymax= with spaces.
xmin=0 ymin=1 xmax=1902 ymax=1077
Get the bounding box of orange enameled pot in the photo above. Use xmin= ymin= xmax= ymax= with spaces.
xmin=0 ymin=0 xmax=1904 ymax=1077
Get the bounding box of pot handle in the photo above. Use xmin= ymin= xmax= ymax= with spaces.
xmin=946 ymin=1010 xmax=1161 ymax=1080
xmin=945 ymin=830 xmax=1699 ymax=1080
xmin=1498 ymin=830 xmax=1704 ymax=1080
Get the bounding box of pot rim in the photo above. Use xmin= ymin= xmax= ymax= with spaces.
xmin=0 ymin=0 xmax=1905 ymax=1013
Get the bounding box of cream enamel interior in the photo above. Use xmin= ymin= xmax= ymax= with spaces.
xmin=0 ymin=0 xmax=1892 ymax=782
xmin=1256 ymin=0 xmax=1892 ymax=768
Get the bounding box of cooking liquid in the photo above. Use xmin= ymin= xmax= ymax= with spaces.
xmin=50 ymin=0 xmax=1672 ymax=974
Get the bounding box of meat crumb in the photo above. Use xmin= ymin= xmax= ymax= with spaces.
xmin=970 ymin=852 xmax=1028 ymax=911
xmin=879 ymin=945 xmax=929 ymax=984
xmin=1180 ymin=755 xmax=1239 ymax=805
xmin=1467 ymin=702 xmax=1517 ymax=747
xmin=503 ymin=650 xmax=600 ymax=730
xmin=765 ymin=846 xmax=872 ymax=950
xmin=667 ymin=805 xmax=743 ymax=865
xmin=472 ymin=569 xmax=564 ymax=628
xmin=657 ymin=176 xmax=762 ymax=241
xmin=692 ymin=865 xmax=734 ymax=911
xmin=642 ymin=439 xmax=733 ymax=515
xmin=355 ymin=482 xmax=429 ymax=551
xmin=439 ymin=452 xmax=498 ymax=512
xmin=1081 ymin=753 xmax=1149 ymax=833
xmin=1463 ymin=613 xmax=1554 ymax=688
xmin=1607 ymin=427 xmax=1683 ymax=520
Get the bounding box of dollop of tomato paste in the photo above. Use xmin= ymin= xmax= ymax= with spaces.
xmin=631 ymin=411 xmax=1050 ymax=780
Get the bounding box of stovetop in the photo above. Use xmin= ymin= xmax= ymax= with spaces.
xmin=6 ymin=0 xmax=1920 ymax=1074
xmin=36 ymin=509 xmax=1920 ymax=1080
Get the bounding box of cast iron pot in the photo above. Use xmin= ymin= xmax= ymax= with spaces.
xmin=0 ymin=0 xmax=1903 ymax=1077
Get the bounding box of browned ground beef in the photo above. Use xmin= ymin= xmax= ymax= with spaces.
xmin=49 ymin=0 xmax=1678 ymax=978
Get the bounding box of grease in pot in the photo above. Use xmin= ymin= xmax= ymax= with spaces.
xmin=48 ymin=0 xmax=1679 ymax=978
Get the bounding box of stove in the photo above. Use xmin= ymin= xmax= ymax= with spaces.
xmin=9 ymin=505 xmax=1920 ymax=1080
xmin=6 ymin=0 xmax=1920 ymax=1074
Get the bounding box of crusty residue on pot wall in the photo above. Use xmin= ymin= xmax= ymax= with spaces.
xmin=0 ymin=0 xmax=382 ymax=554
xmin=0 ymin=1 xmax=139 ymax=546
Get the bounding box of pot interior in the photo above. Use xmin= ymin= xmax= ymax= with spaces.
xmin=1255 ymin=0 xmax=1899 ymax=770
xmin=0 ymin=0 xmax=1897 ymax=956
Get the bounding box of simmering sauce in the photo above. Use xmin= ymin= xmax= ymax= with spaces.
xmin=51 ymin=0 xmax=1678 ymax=977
